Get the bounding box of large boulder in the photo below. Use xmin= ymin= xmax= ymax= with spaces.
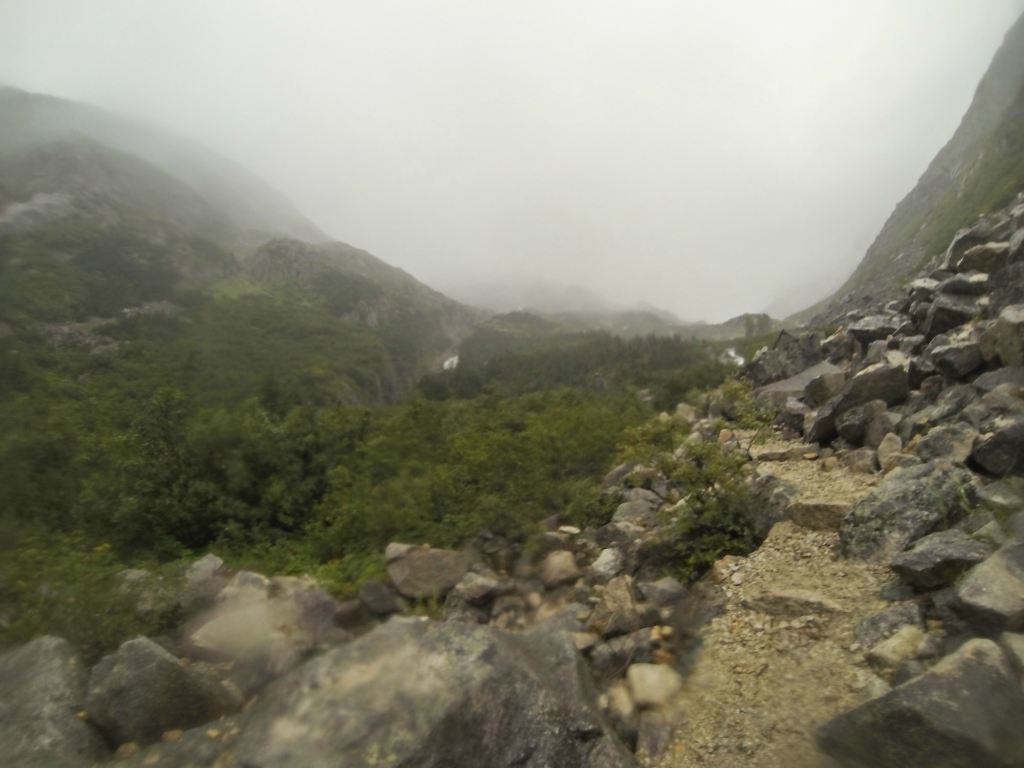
xmin=839 ymin=461 xmax=977 ymax=561
xmin=756 ymin=360 xmax=842 ymax=409
xmin=973 ymin=416 xmax=1024 ymax=476
xmin=86 ymin=637 xmax=240 ymax=746
xmin=954 ymin=543 xmax=1024 ymax=633
xmin=890 ymin=529 xmax=993 ymax=590
xmin=385 ymin=544 xmax=470 ymax=599
xmin=980 ymin=305 xmax=1024 ymax=366
xmin=0 ymin=636 xmax=108 ymax=767
xmin=956 ymin=242 xmax=1011 ymax=273
xmin=930 ymin=340 xmax=985 ymax=379
xmin=806 ymin=364 xmax=909 ymax=445
xmin=744 ymin=330 xmax=823 ymax=387
xmin=817 ymin=639 xmax=1024 ymax=768
xmin=227 ymin=617 xmax=636 ymax=768
xmin=183 ymin=573 xmax=340 ymax=695
xmin=924 ymin=294 xmax=980 ymax=338
xmin=847 ymin=314 xmax=906 ymax=345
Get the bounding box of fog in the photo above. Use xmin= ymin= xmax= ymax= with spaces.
xmin=2 ymin=0 xmax=1022 ymax=321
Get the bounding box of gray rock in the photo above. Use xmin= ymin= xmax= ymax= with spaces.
xmin=182 ymin=553 xmax=227 ymax=613
xmin=954 ymin=543 xmax=1024 ymax=633
xmin=668 ymin=581 xmax=726 ymax=636
xmin=957 ymin=241 xmax=1011 ymax=273
xmin=804 ymin=369 xmax=847 ymax=408
xmin=818 ymin=638 xmax=1024 ymax=768
xmin=589 ymin=575 xmax=643 ymax=638
xmin=938 ymin=272 xmax=990 ymax=295
xmin=451 ymin=570 xmax=505 ymax=604
xmin=973 ymin=366 xmax=1024 ymax=393
xmin=924 ymin=294 xmax=980 ymax=338
xmin=621 ymin=487 xmax=663 ymax=506
xmin=0 ymin=636 xmax=108 ymax=767
xmin=358 ymin=579 xmax=402 ymax=615
xmin=757 ymin=360 xmax=842 ymax=409
xmin=930 ymin=340 xmax=985 ymax=379
xmin=836 ymin=400 xmax=887 ymax=446
xmin=109 ymin=715 xmax=242 ymax=768
xmin=865 ymin=409 xmax=901 ymax=449
xmin=999 ymin=631 xmax=1024 ymax=677
xmin=603 ymin=462 xmax=636 ymax=487
xmin=806 ymin=365 xmax=909 ymax=445
xmin=855 ymin=602 xmax=925 ymax=649
xmin=907 ymin=278 xmax=939 ymax=301
xmin=86 ymin=637 xmax=239 ymax=746
xmin=590 ymin=548 xmax=625 ymax=581
xmin=612 ymin=498 xmax=658 ymax=526
xmin=914 ymin=422 xmax=980 ymax=464
xmin=847 ymin=314 xmax=905 ymax=344
xmin=744 ymin=330 xmax=823 ymax=387
xmin=843 ymin=363 xmax=910 ymax=408
xmin=876 ymin=432 xmax=904 ymax=473
xmin=866 ymin=624 xmax=925 ymax=670
xmin=841 ymin=447 xmax=879 ymax=475
xmin=230 ymin=618 xmax=636 ymax=768
xmin=541 ymin=549 xmax=580 ymax=587
xmin=788 ymin=498 xmax=854 ymax=530
xmin=973 ymin=416 xmax=1024 ymax=476
xmin=625 ymin=663 xmax=682 ymax=708
xmin=635 ymin=710 xmax=674 ymax=760
xmin=979 ymin=305 xmax=1024 ymax=366
xmin=385 ymin=545 xmax=470 ymax=599
xmin=840 ymin=461 xmax=978 ymax=561
xmin=890 ymin=529 xmax=993 ymax=590
xmin=638 ymin=576 xmax=686 ymax=607
xmin=184 ymin=575 xmax=339 ymax=694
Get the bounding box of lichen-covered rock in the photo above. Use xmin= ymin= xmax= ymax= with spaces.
xmin=0 ymin=636 xmax=108 ymax=767
xmin=228 ymin=617 xmax=636 ymax=768
xmin=839 ymin=461 xmax=977 ymax=561
xmin=818 ymin=639 xmax=1024 ymax=768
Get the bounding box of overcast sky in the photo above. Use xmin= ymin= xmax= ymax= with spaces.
xmin=2 ymin=1 xmax=1022 ymax=321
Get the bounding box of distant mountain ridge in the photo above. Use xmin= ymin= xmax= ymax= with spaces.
xmin=0 ymin=85 xmax=325 ymax=243
xmin=0 ymin=87 xmax=482 ymax=402
xmin=796 ymin=11 xmax=1024 ymax=324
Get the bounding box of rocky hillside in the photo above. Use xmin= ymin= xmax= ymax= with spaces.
xmin=799 ymin=11 xmax=1024 ymax=325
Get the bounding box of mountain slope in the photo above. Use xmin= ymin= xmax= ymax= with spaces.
xmin=0 ymin=85 xmax=325 ymax=243
xmin=796 ymin=11 xmax=1024 ymax=323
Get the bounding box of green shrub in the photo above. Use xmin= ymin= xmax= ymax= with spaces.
xmin=0 ymin=524 xmax=182 ymax=663
xmin=660 ymin=440 xmax=758 ymax=579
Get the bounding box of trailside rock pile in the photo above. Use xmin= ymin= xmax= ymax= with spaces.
xmin=742 ymin=193 xmax=1024 ymax=768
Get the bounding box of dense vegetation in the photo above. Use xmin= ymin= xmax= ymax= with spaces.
xmin=0 ymin=272 xmax=751 ymax=658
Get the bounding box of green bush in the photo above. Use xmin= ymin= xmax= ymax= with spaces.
xmin=660 ymin=440 xmax=758 ymax=578
xmin=0 ymin=524 xmax=182 ymax=663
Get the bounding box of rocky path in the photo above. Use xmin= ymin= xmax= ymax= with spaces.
xmin=649 ymin=450 xmax=891 ymax=768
